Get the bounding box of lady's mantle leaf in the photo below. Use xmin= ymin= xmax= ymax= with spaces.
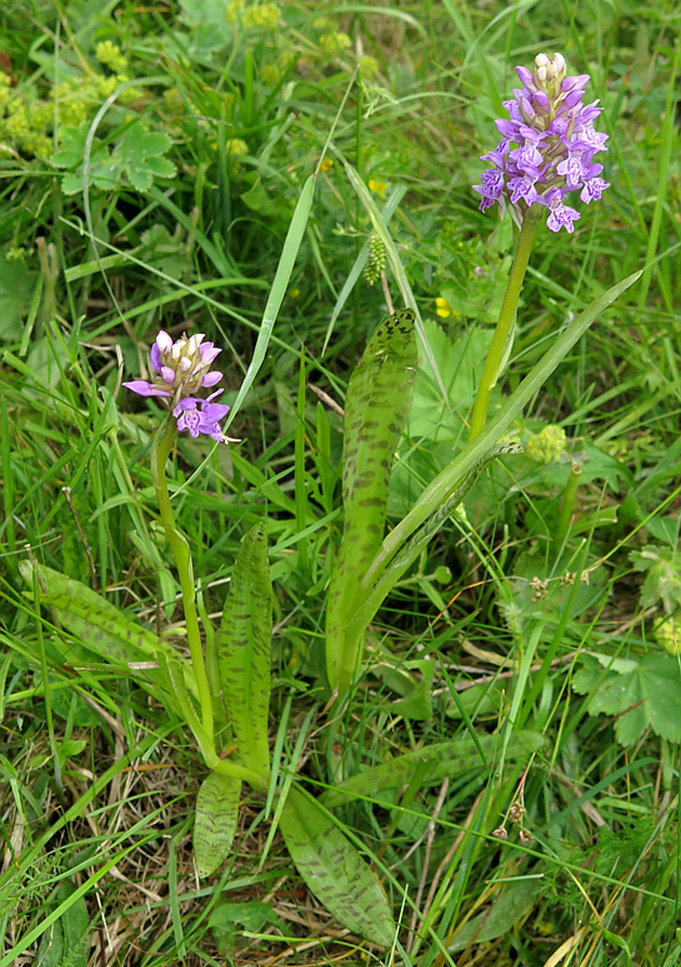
xmin=52 ymin=122 xmax=176 ymax=194
xmin=573 ymin=652 xmax=681 ymax=745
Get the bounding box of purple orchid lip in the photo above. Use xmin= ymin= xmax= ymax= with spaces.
xmin=473 ymin=52 xmax=609 ymax=233
xmin=124 ymin=332 xmax=233 ymax=442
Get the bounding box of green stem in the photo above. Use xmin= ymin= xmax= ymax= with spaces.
xmin=152 ymin=418 xmax=214 ymax=740
xmin=468 ymin=216 xmax=538 ymax=442
xmin=554 ymin=462 xmax=583 ymax=554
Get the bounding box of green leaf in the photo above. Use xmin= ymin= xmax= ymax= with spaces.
xmin=449 ymin=879 xmax=540 ymax=951
xmin=360 ymin=270 xmax=642 ymax=622
xmin=194 ymin=771 xmax=242 ymax=877
xmin=218 ymin=522 xmax=272 ymax=784
xmin=208 ymin=900 xmax=285 ymax=951
xmin=35 ymin=882 xmax=88 ymax=967
xmin=573 ymin=652 xmax=681 ymax=745
xmin=322 ymin=730 xmax=545 ymax=808
xmin=0 ymin=257 xmax=37 ymax=341
xmin=20 ymin=561 xmax=181 ymax=662
xmin=326 ymin=308 xmax=418 ymax=695
xmin=19 ymin=561 xmax=195 ymax=707
xmin=409 ymin=321 xmax=493 ymax=442
xmin=279 ymin=784 xmax=394 ymax=947
xmin=52 ymin=122 xmax=176 ymax=194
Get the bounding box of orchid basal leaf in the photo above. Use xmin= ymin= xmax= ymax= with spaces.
xmin=194 ymin=771 xmax=242 ymax=877
xmin=280 ymin=784 xmax=394 ymax=947
xmin=19 ymin=560 xmax=187 ymax=669
xmin=326 ymin=308 xmax=417 ymax=696
xmin=218 ymin=522 xmax=272 ymax=786
xmin=322 ymin=730 xmax=545 ymax=808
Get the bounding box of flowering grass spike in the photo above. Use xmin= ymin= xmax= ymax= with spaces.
xmin=473 ymin=52 xmax=609 ymax=233
xmin=124 ymin=330 xmax=232 ymax=442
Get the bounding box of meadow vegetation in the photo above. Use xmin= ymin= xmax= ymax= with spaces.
xmin=0 ymin=1 xmax=680 ymax=965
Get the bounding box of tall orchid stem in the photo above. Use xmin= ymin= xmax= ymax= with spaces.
xmin=152 ymin=417 xmax=214 ymax=739
xmin=468 ymin=216 xmax=538 ymax=442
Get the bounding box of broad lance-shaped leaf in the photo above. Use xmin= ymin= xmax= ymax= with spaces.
xmin=321 ymin=730 xmax=545 ymax=808
xmin=280 ymin=784 xmax=394 ymax=946
xmin=18 ymin=561 xmax=195 ymax=692
xmin=218 ymin=522 xmax=272 ymax=786
xmin=326 ymin=308 xmax=417 ymax=696
xmin=347 ymin=442 xmax=524 ymax=639
xmin=194 ymin=771 xmax=242 ymax=877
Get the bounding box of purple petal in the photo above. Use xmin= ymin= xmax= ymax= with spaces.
xmin=199 ymin=344 xmax=222 ymax=366
xmin=201 ymin=402 xmax=230 ymax=421
xmin=201 ymin=370 xmax=223 ymax=388
xmin=123 ymin=380 xmax=172 ymax=398
xmin=160 ymin=366 xmax=176 ymax=384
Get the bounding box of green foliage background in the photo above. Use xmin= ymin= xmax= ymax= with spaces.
xmin=0 ymin=0 xmax=680 ymax=964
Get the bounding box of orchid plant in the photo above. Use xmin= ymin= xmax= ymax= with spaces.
xmin=18 ymin=52 xmax=639 ymax=948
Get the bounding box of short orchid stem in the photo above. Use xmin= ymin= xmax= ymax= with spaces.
xmin=468 ymin=215 xmax=538 ymax=442
xmin=152 ymin=417 xmax=214 ymax=740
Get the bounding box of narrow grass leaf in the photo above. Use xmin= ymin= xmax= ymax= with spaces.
xmin=326 ymin=308 xmax=417 ymax=695
xmin=322 ymin=730 xmax=545 ymax=807
xmin=280 ymin=784 xmax=394 ymax=947
xmin=228 ymin=174 xmax=315 ymax=425
xmin=218 ymin=522 xmax=272 ymax=784
xmin=194 ymin=771 xmax=242 ymax=877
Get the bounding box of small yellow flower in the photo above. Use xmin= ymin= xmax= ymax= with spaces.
xmin=368 ymin=178 xmax=387 ymax=197
xmin=289 ymin=287 xmax=300 ymax=299
xmin=435 ymin=296 xmax=453 ymax=318
xmin=320 ymin=157 xmax=333 ymax=172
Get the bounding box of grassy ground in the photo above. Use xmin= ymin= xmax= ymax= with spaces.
xmin=1 ymin=1 xmax=680 ymax=964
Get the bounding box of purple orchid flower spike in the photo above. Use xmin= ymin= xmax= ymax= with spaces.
xmin=473 ymin=52 xmax=610 ymax=233
xmin=124 ymin=330 xmax=234 ymax=443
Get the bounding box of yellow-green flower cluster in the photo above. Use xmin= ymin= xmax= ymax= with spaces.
xmin=525 ymin=425 xmax=566 ymax=463
xmin=95 ymin=41 xmax=129 ymax=74
xmin=259 ymin=63 xmax=281 ymax=87
xmin=227 ymin=1 xmax=280 ymax=29
xmin=224 ymin=137 xmax=249 ymax=173
xmin=3 ymin=97 xmax=52 ymax=159
xmin=319 ymin=31 xmax=351 ymax=59
xmin=358 ymin=55 xmax=379 ymax=80
xmin=0 ymin=55 xmax=142 ymax=161
xmin=242 ymin=3 xmax=280 ymax=29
